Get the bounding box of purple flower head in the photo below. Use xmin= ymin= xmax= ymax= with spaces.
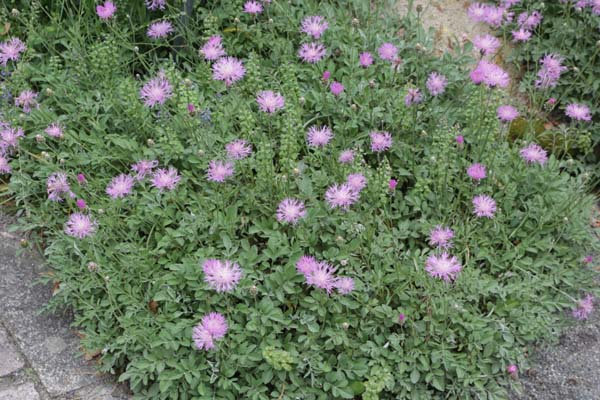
xmin=467 ymin=3 xmax=488 ymax=22
xmin=201 ymin=312 xmax=228 ymax=339
xmin=330 ymin=81 xmax=344 ymax=96
xmin=425 ymin=252 xmax=462 ymax=282
xmin=202 ymin=259 xmax=242 ymax=292
xmin=497 ymin=105 xmax=520 ymax=122
xmin=131 ymin=159 xmax=158 ymax=180
xmin=346 ymin=173 xmax=367 ymax=193
xmin=338 ymin=149 xmax=355 ymax=164
xmin=456 ymin=135 xmax=464 ymax=145
xmin=256 ymin=91 xmax=285 ymax=113
xmin=47 ymin=172 xmax=74 ymax=202
xmin=0 ymin=154 xmax=11 ymax=174
xmin=565 ymin=103 xmax=592 ymax=121
xmin=243 ymin=1 xmax=263 ymax=14
xmin=517 ymin=11 xmax=543 ymax=29
xmin=472 ymin=195 xmax=497 ymax=218
xmin=322 ymin=70 xmax=331 ymax=81
xmin=77 ymin=173 xmax=87 ymax=184
xmin=225 ymin=139 xmax=252 ymax=160
xmin=276 ymin=198 xmax=306 ymax=225
xmin=298 ymin=42 xmax=327 ymax=63
xmin=398 ymin=313 xmax=406 ymax=323
xmin=296 ymin=255 xmax=319 ymax=276
xmin=64 ymin=213 xmax=96 ymax=239
xmin=378 ymin=42 xmax=398 ymax=61
xmin=483 ymin=5 xmax=511 ymax=27
xmin=192 ymin=325 xmax=215 ymax=350
xmin=507 ymin=364 xmax=518 ymax=375
xmin=572 ymin=294 xmax=594 ymax=320
xmin=0 ymin=126 xmax=24 ymax=151
xmin=335 ymin=277 xmax=355 ymax=295
xmin=389 ymin=179 xmax=398 ymax=191
xmin=76 ymin=199 xmax=87 ymax=210
xmin=200 ymin=36 xmax=226 ymax=61
xmin=307 ymin=125 xmax=333 ymax=147
xmin=583 ymin=255 xmax=594 ymax=264
xmin=0 ymin=38 xmax=26 ymax=66
xmin=512 ymin=28 xmax=532 ymax=42
xmin=140 ymin=74 xmax=173 ymax=107
xmin=359 ymin=52 xmax=373 ymax=67
xmin=370 ymin=131 xmax=393 ymax=152
xmin=426 ymin=72 xmax=448 ymax=96
xmin=96 ymin=1 xmax=117 ymax=20
xmin=45 ymin=123 xmax=64 ymax=138
xmin=482 ymin=63 xmax=510 ymax=88
xmin=467 ymin=163 xmax=487 ymax=181
xmin=301 ymin=16 xmax=329 ymax=39
xmin=472 ymin=34 xmax=501 ymax=56
xmin=305 ymin=261 xmax=337 ymax=294
xmin=15 ymin=90 xmax=38 ymax=113
xmin=106 ymin=174 xmax=135 ymax=199
xmin=151 ymin=166 xmax=181 ymax=191
xmin=429 ymin=225 xmax=454 ymax=249
xmin=535 ymin=54 xmax=566 ymax=89
xmin=146 ymin=0 xmax=166 ymax=10
xmin=212 ymin=57 xmax=246 ymax=86
xmin=325 ymin=183 xmax=359 ymax=210
xmin=519 ymin=143 xmax=548 ymax=165
xmin=404 ymin=88 xmax=423 ymax=106
xmin=147 ymin=21 xmax=173 ymax=39
xmin=207 ymin=160 xmax=234 ymax=182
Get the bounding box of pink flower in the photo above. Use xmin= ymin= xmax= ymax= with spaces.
xmin=472 ymin=195 xmax=497 ymax=218
xmin=96 ymin=1 xmax=117 ymax=20
xmin=429 ymin=225 xmax=454 ymax=249
xmin=151 ymin=167 xmax=181 ymax=191
xmin=565 ymin=103 xmax=592 ymax=121
xmin=140 ymin=74 xmax=173 ymax=107
xmin=146 ymin=0 xmax=166 ymax=10
xmin=535 ymin=54 xmax=566 ymax=89
xmin=276 ymin=198 xmax=306 ymax=224
xmin=225 ymin=139 xmax=252 ymax=160
xmin=201 ymin=312 xmax=228 ymax=339
xmin=330 ymin=81 xmax=344 ymax=96
xmin=572 ymin=294 xmax=594 ymax=320
xmin=497 ymin=105 xmax=519 ymax=122
xmin=296 ymin=255 xmax=319 ymax=276
xmin=512 ymin=29 xmax=532 ymax=42
xmin=200 ymin=36 xmax=226 ymax=61
xmin=0 ymin=154 xmax=11 ymax=174
xmin=147 ymin=21 xmax=173 ymax=39
xmin=404 ymin=88 xmax=422 ymax=106
xmin=482 ymin=5 xmax=511 ymax=27
xmin=15 ymin=90 xmax=38 ymax=113
xmin=472 ymin=34 xmax=501 ymax=55
xmin=338 ymin=149 xmax=354 ymax=164
xmin=456 ymin=135 xmax=464 ymax=145
xmin=467 ymin=3 xmax=488 ymax=22
xmin=346 ymin=173 xmax=367 ymax=193
xmin=370 ymin=131 xmax=393 ymax=152
xmin=45 ymin=123 xmax=64 ymax=138
xmin=482 ymin=63 xmax=510 ymax=88
xmin=426 ymin=72 xmax=448 ymax=96
xmin=301 ymin=16 xmax=329 ymax=39
xmin=506 ymin=364 xmax=518 ymax=376
xmin=187 ymin=103 xmax=195 ymax=114
xmin=212 ymin=57 xmax=246 ymax=86
xmin=64 ymin=213 xmax=96 ymax=239
xmin=77 ymin=173 xmax=87 ymax=184
xmin=517 ymin=11 xmax=542 ymax=29
xmin=359 ymin=52 xmax=373 ymax=67
xmin=378 ymin=42 xmax=398 ymax=61
xmin=335 ymin=277 xmax=355 ymax=295
xmin=583 ymin=255 xmax=594 ymax=264
xmin=547 ymin=97 xmax=557 ymax=105
xmin=305 ymin=261 xmax=337 ymax=293
xmin=47 ymin=172 xmax=74 ymax=202
xmin=243 ymin=1 xmax=263 ymax=14
xmin=192 ymin=325 xmax=215 ymax=350
xmin=322 ymin=70 xmax=331 ymax=81
xmin=207 ymin=160 xmax=234 ymax=182
xmin=0 ymin=38 xmax=26 ymax=66
xmin=388 ymin=179 xmax=398 ymax=191
xmin=307 ymin=125 xmax=333 ymax=147
xmin=131 ymin=160 xmax=158 ymax=180
xmin=298 ymin=43 xmax=327 ymax=63
xmin=398 ymin=313 xmax=406 ymax=324
xmin=76 ymin=199 xmax=87 ymax=210
xmin=106 ymin=174 xmax=135 ymax=199
xmin=0 ymin=126 xmax=24 ymax=151
xmin=325 ymin=183 xmax=359 ymax=209
xmin=202 ymin=259 xmax=242 ymax=292
xmin=519 ymin=143 xmax=548 ymax=165
xmin=467 ymin=163 xmax=487 ymax=181
xmin=256 ymin=91 xmax=285 ymax=113
xmin=425 ymin=252 xmax=462 ymax=282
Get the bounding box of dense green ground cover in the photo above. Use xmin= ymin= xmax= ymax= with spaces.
xmin=0 ymin=1 xmax=598 ymax=399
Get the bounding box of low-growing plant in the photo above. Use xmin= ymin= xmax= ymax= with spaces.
xmin=0 ymin=1 xmax=598 ymax=399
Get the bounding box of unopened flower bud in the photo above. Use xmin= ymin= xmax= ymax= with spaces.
xmin=299 ymin=96 xmax=305 ymax=104
xmin=341 ymin=322 xmax=350 ymax=330
xmin=268 ymin=18 xmax=273 ymax=23
xmin=45 ymin=88 xmax=53 ymax=96
xmin=147 ymin=138 xmax=155 ymax=146
xmin=35 ymin=134 xmax=44 ymax=143
xmin=369 ymin=79 xmax=376 ymax=88
xmin=340 ymin=259 xmax=348 ymax=266
xmin=133 ymin=46 xmax=139 ymax=53
xmin=234 ymin=17 xmax=240 ymax=23
xmin=416 ymin=4 xmax=423 ymax=13
xmin=292 ymin=167 xmax=300 ymax=175
xmin=41 ymin=151 xmax=50 ymax=159
xmin=20 ymin=239 xmax=28 ymax=248
xmin=183 ymin=78 xmax=192 ymax=86
xmin=336 ymin=235 xmax=344 ymax=242
xmin=197 ymin=149 xmax=205 ymax=157
xmin=59 ymin=158 xmax=65 ymax=165
xmin=249 ymin=285 xmax=258 ymax=295
xmin=11 ymin=8 xmax=19 ymax=17
xmin=87 ymin=262 xmax=98 ymax=272
xmin=98 ymin=208 xmax=105 ymax=214
xmin=351 ymin=18 xmax=359 ymax=26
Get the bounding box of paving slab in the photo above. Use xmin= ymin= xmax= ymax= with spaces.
xmin=0 ymin=326 xmax=24 ymax=377
xmin=0 ymin=382 xmax=40 ymax=400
